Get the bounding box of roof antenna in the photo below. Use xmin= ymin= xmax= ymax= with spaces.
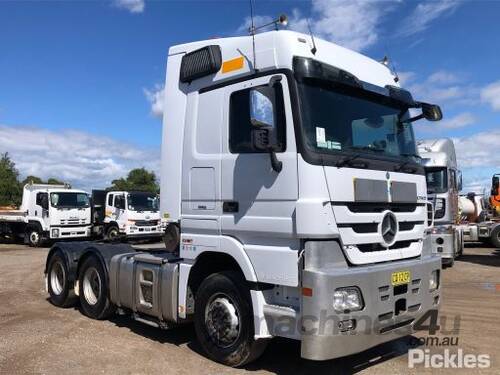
xmin=383 ymin=44 xmax=400 ymax=83
xmin=249 ymin=0 xmax=258 ymax=72
xmin=306 ymin=18 xmax=317 ymax=55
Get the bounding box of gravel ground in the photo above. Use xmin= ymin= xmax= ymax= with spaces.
xmin=1 ymin=243 xmax=499 ymax=374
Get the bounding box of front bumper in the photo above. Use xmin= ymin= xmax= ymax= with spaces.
xmin=301 ymin=253 xmax=441 ymax=360
xmin=125 ymin=225 xmax=162 ymax=238
xmin=49 ymin=225 xmax=92 ymax=239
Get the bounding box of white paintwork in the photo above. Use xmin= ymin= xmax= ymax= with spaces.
xmin=0 ymin=184 xmax=91 ymax=239
xmin=158 ymin=30 xmax=431 ymax=338
xmin=103 ymin=191 xmax=161 ymax=237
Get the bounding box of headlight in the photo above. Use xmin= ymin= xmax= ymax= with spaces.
xmin=51 ymin=228 xmax=59 ymax=238
xmin=333 ymin=287 xmax=364 ymax=313
xmin=429 ymin=270 xmax=440 ymax=291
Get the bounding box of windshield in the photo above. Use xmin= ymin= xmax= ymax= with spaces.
xmin=127 ymin=193 xmax=159 ymax=212
xmin=50 ymin=192 xmax=90 ymax=208
xmin=425 ymin=168 xmax=448 ymax=194
xmin=297 ymin=81 xmax=418 ymax=160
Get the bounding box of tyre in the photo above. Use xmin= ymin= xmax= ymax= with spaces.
xmin=78 ymin=256 xmax=115 ymax=320
xmin=163 ymin=223 xmax=180 ymax=252
xmin=491 ymin=226 xmax=500 ymax=249
xmin=27 ymin=226 xmax=43 ymax=247
xmin=47 ymin=251 xmax=76 ymax=307
xmin=194 ymin=271 xmax=268 ymax=367
xmin=105 ymin=225 xmax=120 ymax=242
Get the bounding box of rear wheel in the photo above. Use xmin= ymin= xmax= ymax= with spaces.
xmin=47 ymin=251 xmax=76 ymax=307
xmin=78 ymin=256 xmax=115 ymax=320
xmin=194 ymin=271 xmax=268 ymax=367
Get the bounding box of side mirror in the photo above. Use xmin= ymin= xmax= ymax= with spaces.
xmin=421 ymin=103 xmax=443 ymax=121
xmin=249 ymin=85 xmax=282 ymax=172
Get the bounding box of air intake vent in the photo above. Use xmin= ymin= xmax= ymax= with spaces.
xmin=180 ymin=45 xmax=222 ymax=83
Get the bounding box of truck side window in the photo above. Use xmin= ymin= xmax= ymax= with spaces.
xmin=229 ymin=82 xmax=286 ymax=153
xmin=36 ymin=193 xmax=49 ymax=210
xmin=114 ymin=195 xmax=125 ymax=210
xmin=108 ymin=194 xmax=113 ymax=206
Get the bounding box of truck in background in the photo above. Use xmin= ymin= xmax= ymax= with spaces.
xmin=0 ymin=183 xmax=91 ymax=246
xmin=459 ymin=191 xmax=500 ymax=248
xmin=44 ymin=28 xmax=442 ymax=366
xmin=91 ymin=190 xmax=161 ymax=241
xmin=418 ymin=139 xmax=463 ymax=267
xmin=490 ymin=174 xmax=500 ymax=217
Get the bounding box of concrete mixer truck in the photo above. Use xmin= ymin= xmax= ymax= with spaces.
xmin=459 ymin=193 xmax=500 ymax=248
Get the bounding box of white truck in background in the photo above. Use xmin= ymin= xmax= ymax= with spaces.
xmin=91 ymin=190 xmax=161 ymax=240
xmin=418 ymin=139 xmax=463 ymax=267
xmin=44 ymin=28 xmax=442 ymax=366
xmin=0 ymin=183 xmax=91 ymax=246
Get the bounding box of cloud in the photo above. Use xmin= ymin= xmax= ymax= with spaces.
xmin=401 ymin=69 xmax=478 ymax=107
xmin=0 ymin=124 xmax=159 ymax=192
xmin=240 ymin=0 xmax=399 ymax=52
xmin=398 ymin=0 xmax=461 ymax=37
xmin=439 ymin=112 xmax=476 ymax=129
xmin=480 ymin=81 xmax=500 ymax=111
xmin=144 ymin=84 xmax=165 ymax=118
xmin=113 ymin=0 xmax=145 ymax=14
xmin=454 ymin=130 xmax=500 ymax=169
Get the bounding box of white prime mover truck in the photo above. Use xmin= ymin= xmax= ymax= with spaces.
xmin=418 ymin=139 xmax=463 ymax=267
xmin=91 ymin=190 xmax=162 ymax=240
xmin=0 ymin=183 xmax=91 ymax=246
xmin=44 ymin=29 xmax=442 ymax=366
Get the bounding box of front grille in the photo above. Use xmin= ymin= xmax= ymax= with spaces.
xmin=135 ymin=220 xmax=159 ymax=227
xmin=357 ymin=240 xmax=416 ymax=253
xmin=340 ymin=202 xmax=421 ymax=213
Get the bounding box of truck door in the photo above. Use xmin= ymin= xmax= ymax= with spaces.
xmin=220 ymin=74 xmax=298 ymax=244
xmin=35 ymin=192 xmax=50 ymax=228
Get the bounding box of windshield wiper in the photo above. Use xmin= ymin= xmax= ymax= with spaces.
xmin=349 ymin=145 xmax=385 ymax=153
xmin=336 ymin=153 xmax=368 ymax=168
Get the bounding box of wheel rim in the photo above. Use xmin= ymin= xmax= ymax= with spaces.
xmin=30 ymin=231 xmax=39 ymax=245
xmin=204 ymin=294 xmax=241 ymax=348
xmin=109 ymin=228 xmax=118 ymax=240
xmin=83 ymin=267 xmax=101 ymax=305
xmin=50 ymin=260 xmax=65 ymax=295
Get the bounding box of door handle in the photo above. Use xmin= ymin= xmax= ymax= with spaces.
xmin=223 ymin=201 xmax=239 ymax=213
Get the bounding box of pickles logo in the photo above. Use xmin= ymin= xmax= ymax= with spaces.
xmin=409 ymin=349 xmax=490 ymax=369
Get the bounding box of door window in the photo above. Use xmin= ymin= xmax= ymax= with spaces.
xmin=229 ymin=82 xmax=286 ymax=153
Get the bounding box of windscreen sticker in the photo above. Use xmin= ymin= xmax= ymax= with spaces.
xmin=316 ymin=127 xmax=326 ymax=145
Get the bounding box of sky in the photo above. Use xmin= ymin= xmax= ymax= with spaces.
xmin=0 ymin=0 xmax=499 ymax=193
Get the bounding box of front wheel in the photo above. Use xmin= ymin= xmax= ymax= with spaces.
xmin=194 ymin=271 xmax=268 ymax=367
xmin=105 ymin=225 xmax=120 ymax=242
xmin=27 ymin=226 xmax=43 ymax=247
xmin=78 ymin=256 xmax=115 ymax=320
xmin=491 ymin=226 xmax=500 ymax=248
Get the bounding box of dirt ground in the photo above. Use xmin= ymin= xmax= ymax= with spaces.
xmin=1 ymin=243 xmax=499 ymax=374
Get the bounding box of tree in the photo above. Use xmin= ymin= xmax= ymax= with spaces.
xmin=108 ymin=168 xmax=159 ymax=193
xmin=0 ymin=153 xmax=22 ymax=206
xmin=22 ymin=175 xmax=44 ymax=185
xmin=47 ymin=178 xmax=65 ymax=185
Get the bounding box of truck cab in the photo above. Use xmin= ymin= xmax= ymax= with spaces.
xmin=418 ymin=139 xmax=463 ymax=266
xmin=23 ymin=183 xmax=91 ymax=245
xmin=92 ymin=190 xmax=161 ymax=240
xmin=45 ymin=29 xmax=443 ymax=366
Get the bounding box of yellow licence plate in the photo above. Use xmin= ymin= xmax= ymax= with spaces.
xmin=391 ymin=271 xmax=411 ymax=286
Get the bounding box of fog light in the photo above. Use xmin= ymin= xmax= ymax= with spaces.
xmin=338 ymin=319 xmax=356 ymax=332
xmin=51 ymin=228 xmax=59 ymax=238
xmin=333 ymin=287 xmax=364 ymax=313
xmin=429 ymin=270 xmax=440 ymax=291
